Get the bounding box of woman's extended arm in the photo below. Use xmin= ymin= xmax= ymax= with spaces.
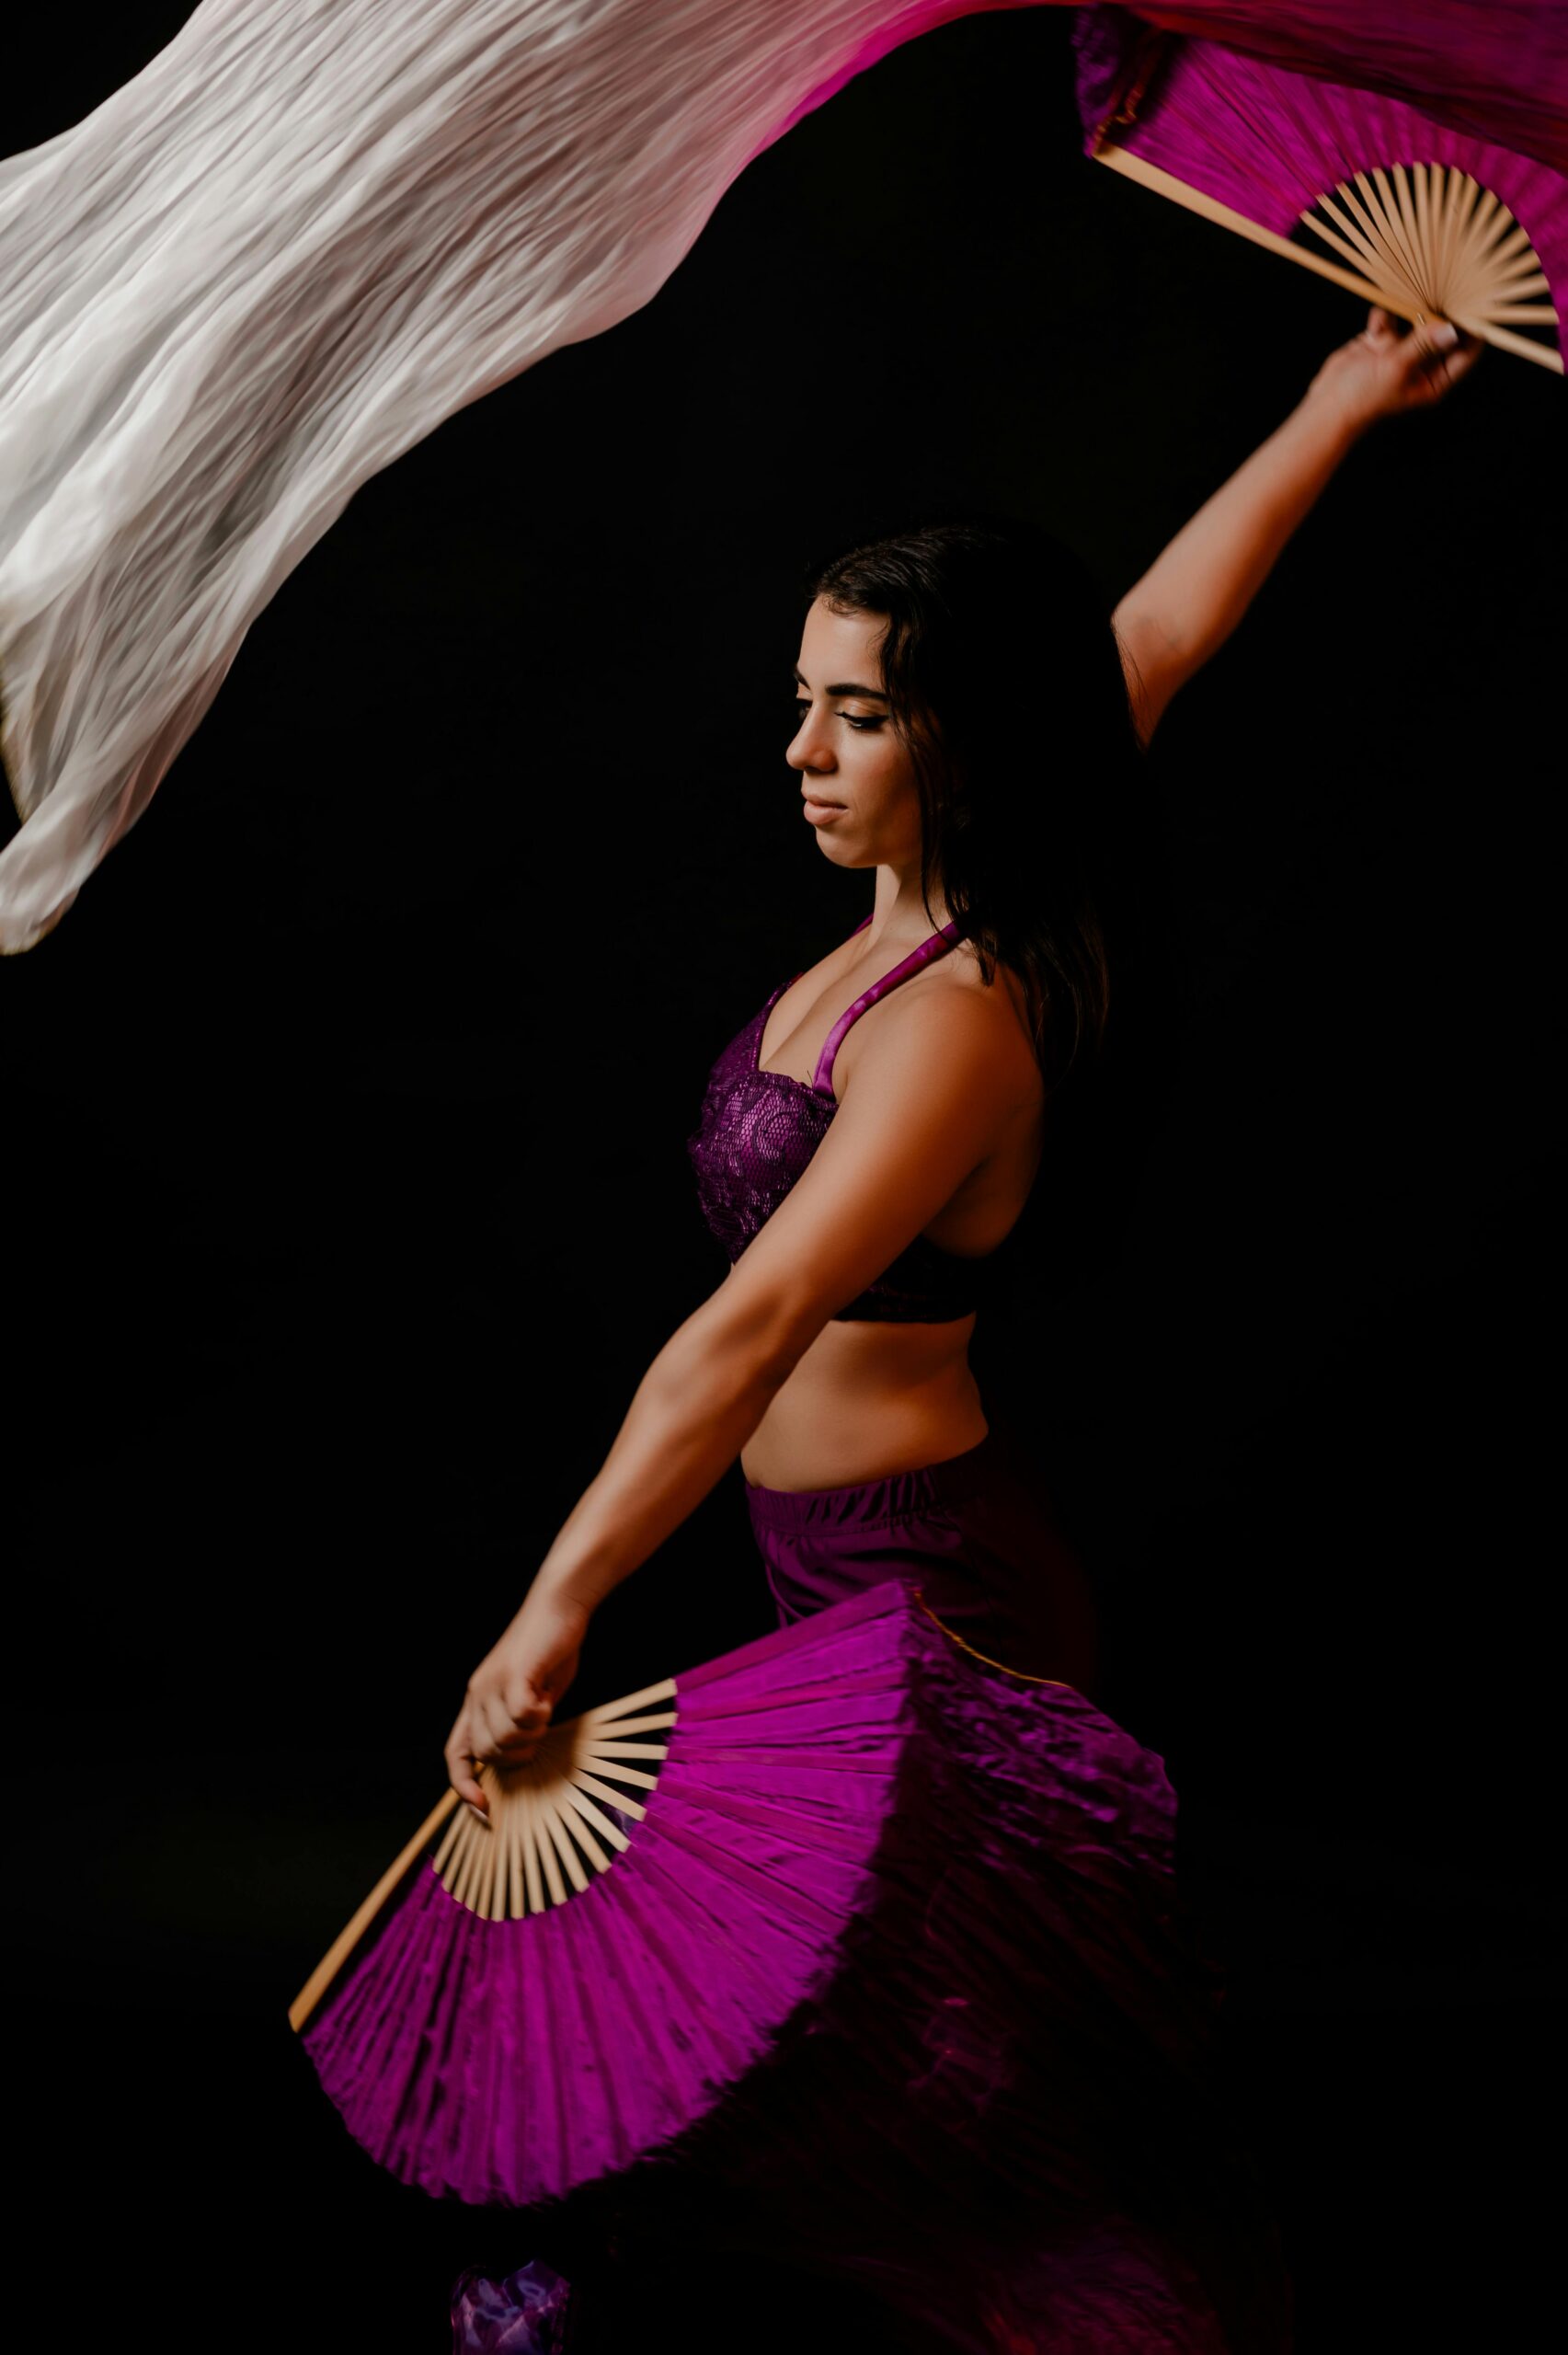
xmin=1112 ymin=308 xmax=1482 ymax=748
xmin=444 ymin=982 xmax=1031 ymax=1816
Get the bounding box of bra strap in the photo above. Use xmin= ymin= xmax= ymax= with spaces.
xmin=812 ymin=918 xmax=961 ymax=1095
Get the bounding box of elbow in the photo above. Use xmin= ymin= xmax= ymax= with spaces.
xmin=632 ymin=1292 xmax=800 ymax=1448
xmin=715 ymin=1279 xmax=814 ymax=1399
xmin=675 ymin=1269 xmax=817 ymax=1410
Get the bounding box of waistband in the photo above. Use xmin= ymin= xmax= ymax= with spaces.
xmin=743 ymin=1430 xmax=999 ymax=1533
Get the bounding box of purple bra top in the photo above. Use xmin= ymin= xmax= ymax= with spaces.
xmin=688 ymin=915 xmax=993 ymax=1324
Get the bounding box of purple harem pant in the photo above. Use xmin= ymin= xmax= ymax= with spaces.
xmin=746 ymin=1425 xmax=1100 ymax=1696
xmin=452 ymin=1431 xmax=1288 ymax=2354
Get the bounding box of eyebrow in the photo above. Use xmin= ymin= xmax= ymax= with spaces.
xmin=793 ymin=665 xmax=888 ymax=701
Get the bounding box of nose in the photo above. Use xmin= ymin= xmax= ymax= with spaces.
xmin=785 ymin=705 xmax=836 ymax=777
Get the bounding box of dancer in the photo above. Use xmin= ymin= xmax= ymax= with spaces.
xmin=438 ymin=308 xmax=1477 ymax=2354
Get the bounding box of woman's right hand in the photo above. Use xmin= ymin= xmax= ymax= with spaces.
xmin=443 ymin=1583 xmax=593 ymax=1821
xmin=1305 ymin=304 xmax=1482 ymax=430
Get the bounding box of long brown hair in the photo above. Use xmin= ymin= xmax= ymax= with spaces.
xmin=805 ymin=517 xmax=1146 ymax=1095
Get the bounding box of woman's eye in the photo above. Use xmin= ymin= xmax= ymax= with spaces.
xmin=790 ymin=696 xmax=881 ymax=731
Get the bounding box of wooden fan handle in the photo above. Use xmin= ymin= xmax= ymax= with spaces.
xmin=1094 ymin=143 xmax=1565 ymax=375
xmin=288 ymin=1786 xmax=460 ymax=2033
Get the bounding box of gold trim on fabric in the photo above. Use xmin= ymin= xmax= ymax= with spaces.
xmin=910 ymin=1587 xmax=1078 ymax=1691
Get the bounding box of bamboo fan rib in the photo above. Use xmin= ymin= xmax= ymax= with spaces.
xmin=1081 ymin=29 xmax=1566 ymax=376
xmin=287 ymin=1677 xmax=676 ymax=2033
xmin=1301 ymin=165 xmax=1556 ymax=351
xmin=287 ymin=1591 xmax=1070 ymax=2039
xmin=434 ymin=1679 xmax=677 ymax=1923
xmin=1099 ymin=145 xmax=1562 ymax=371
xmin=293 ymin=1577 xmax=1230 ymax=2228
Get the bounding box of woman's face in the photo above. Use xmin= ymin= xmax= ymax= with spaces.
xmin=786 ymin=597 xmax=921 ymax=874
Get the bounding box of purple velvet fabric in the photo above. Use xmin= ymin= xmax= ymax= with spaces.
xmin=687 ymin=918 xmax=992 ymax=1324
xmin=1075 ymin=8 xmax=1568 ymax=368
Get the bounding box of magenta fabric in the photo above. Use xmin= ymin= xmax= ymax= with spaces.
xmin=308 ymin=1564 xmax=1290 ymax=2351
xmin=748 ymin=1427 xmax=1099 ymax=1690
xmin=687 ymin=917 xmax=995 ymax=1324
xmin=1075 ymin=9 xmax=1568 ymax=369
xmin=1120 ymin=5 xmax=1568 ymax=175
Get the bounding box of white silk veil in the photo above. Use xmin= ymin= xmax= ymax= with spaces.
xmin=0 ymin=2 xmax=1551 ymax=949
xmin=0 ymin=0 xmax=1042 ymax=952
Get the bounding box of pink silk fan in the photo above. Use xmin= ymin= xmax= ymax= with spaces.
xmin=1074 ymin=6 xmax=1568 ymax=373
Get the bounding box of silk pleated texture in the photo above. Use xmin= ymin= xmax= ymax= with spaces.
xmin=1073 ymin=13 xmax=1568 ymax=370
xmin=2 ymin=2 xmax=1555 ymax=947
xmin=1127 ymin=6 xmax=1568 ymax=171
xmin=0 ymin=0 xmax=1034 ymax=950
xmin=306 ymin=1580 xmax=1290 ymax=2351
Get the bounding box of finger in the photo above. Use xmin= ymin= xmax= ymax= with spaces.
xmin=494 ymin=1721 xmax=545 ymax=1763
xmin=463 ymin=1680 xmax=509 ymax=1759
xmin=1387 ymin=320 xmax=1444 ymax=402
xmin=447 ymin=1754 xmax=489 ymax=1819
xmin=1422 ymin=325 xmax=1481 ymax=401
xmin=1412 ymin=318 xmax=1460 ymax=366
xmin=444 ymin=1710 xmax=491 ymax=1820
xmin=506 ymin=1675 xmax=555 ymax=1730
xmin=463 ymin=1709 xmax=540 ymax=1777
xmin=1443 ymin=330 xmax=1484 ymax=386
xmin=485 ymin=1673 xmax=552 ymax=1748
xmin=477 ymin=1687 xmax=541 ymax=1755
xmin=470 ymin=1719 xmax=536 ymax=1772
xmin=493 ymin=1740 xmax=544 ymax=1773
xmin=504 ymin=1672 xmax=563 ymax=1760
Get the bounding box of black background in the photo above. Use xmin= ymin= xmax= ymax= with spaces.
xmin=3 ymin=9 xmax=1561 ymax=2349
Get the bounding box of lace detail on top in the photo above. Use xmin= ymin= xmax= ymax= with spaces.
xmin=687 ymin=922 xmax=991 ymax=1324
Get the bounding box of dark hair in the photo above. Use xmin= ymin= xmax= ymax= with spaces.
xmin=804 ymin=517 xmax=1147 ymax=1094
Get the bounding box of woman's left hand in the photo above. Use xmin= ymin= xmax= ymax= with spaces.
xmin=444 ymin=1584 xmax=593 ymax=1821
xmin=1307 ymin=304 xmax=1483 ymax=431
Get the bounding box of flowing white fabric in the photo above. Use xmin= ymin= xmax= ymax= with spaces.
xmin=0 ymin=0 xmax=1044 ymax=951
xmin=1 ymin=3 xmax=1551 ymax=947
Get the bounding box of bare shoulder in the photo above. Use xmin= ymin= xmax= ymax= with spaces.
xmin=938 ymin=935 xmax=1037 ymax=1027
xmin=837 ymin=940 xmax=1041 ymax=1109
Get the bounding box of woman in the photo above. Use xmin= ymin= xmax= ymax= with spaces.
xmin=443 ymin=308 xmax=1476 ymax=2355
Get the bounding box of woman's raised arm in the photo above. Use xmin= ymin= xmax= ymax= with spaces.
xmin=1112 ymin=307 xmax=1482 ymax=749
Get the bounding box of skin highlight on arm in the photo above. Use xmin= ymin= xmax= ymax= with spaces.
xmin=1112 ymin=307 xmax=1480 ymax=746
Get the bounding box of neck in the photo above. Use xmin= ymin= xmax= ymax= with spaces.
xmin=871 ymin=858 xmax=950 ymax=946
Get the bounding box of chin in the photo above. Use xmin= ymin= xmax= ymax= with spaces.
xmin=813 ymin=833 xmax=870 ymax=867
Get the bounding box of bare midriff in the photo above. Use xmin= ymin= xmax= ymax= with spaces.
xmin=739 ymin=1311 xmax=986 ymax=1493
